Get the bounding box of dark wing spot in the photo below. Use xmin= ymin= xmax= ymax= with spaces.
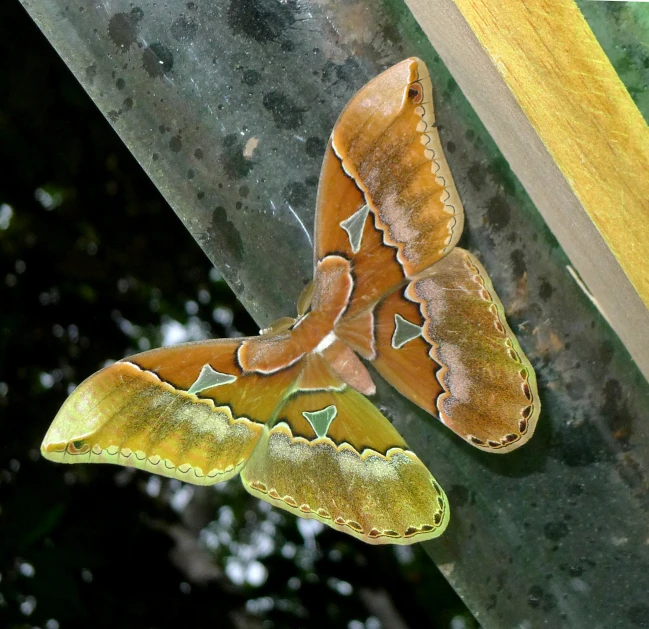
xmin=522 ymin=382 xmax=532 ymax=400
xmin=408 ymin=84 xmax=423 ymax=103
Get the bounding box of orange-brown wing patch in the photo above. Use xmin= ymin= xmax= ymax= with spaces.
xmin=41 ymin=338 xmax=305 ymax=484
xmin=296 ymin=353 xmax=345 ymax=392
xmin=371 ymin=289 xmax=444 ymax=416
xmin=314 ymin=141 xmax=367 ymax=259
xmin=408 ymin=248 xmax=540 ymax=452
xmin=239 ymin=332 xmax=305 ymax=375
xmin=134 ymin=339 xmax=302 ymax=423
xmin=335 ymin=308 xmax=375 ymax=359
xmin=331 ymin=57 xmax=464 ymax=278
xmin=320 ymin=338 xmax=375 ymax=396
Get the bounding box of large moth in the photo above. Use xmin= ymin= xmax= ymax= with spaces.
xmin=42 ymin=58 xmax=539 ymax=545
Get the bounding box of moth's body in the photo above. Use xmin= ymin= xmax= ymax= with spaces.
xmin=248 ymin=255 xmax=376 ymax=398
xmin=42 ymin=58 xmax=540 ymax=545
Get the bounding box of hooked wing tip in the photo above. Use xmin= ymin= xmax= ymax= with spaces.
xmin=40 ymin=438 xmax=68 ymax=462
xmin=41 ymin=390 xmax=98 ymax=462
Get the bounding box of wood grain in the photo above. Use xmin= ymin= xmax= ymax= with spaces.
xmin=404 ymin=0 xmax=649 ymax=380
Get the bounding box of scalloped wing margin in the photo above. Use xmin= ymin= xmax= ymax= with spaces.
xmin=370 ymin=247 xmax=540 ymax=453
xmin=41 ymin=339 xmax=302 ymax=485
xmin=240 ymin=387 xmax=449 ymax=545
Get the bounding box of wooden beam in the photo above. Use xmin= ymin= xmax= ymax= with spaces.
xmin=404 ymin=0 xmax=649 ymax=380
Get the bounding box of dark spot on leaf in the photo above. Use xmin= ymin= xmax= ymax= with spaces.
xmin=510 ymin=249 xmax=526 ymax=277
xmin=220 ymin=134 xmax=253 ymax=179
xmin=381 ymin=21 xmax=400 ymax=44
xmin=241 ymin=69 xmax=261 ymax=86
xmin=603 ymin=379 xmax=633 ymax=450
xmin=171 ymin=15 xmax=198 ymax=42
xmin=283 ymin=182 xmax=309 ymax=210
xmin=616 ymin=453 xmax=645 ymax=493
xmin=628 ymin=604 xmax=649 ymax=627
xmin=539 ymin=277 xmax=553 ymax=301
xmin=305 ymin=136 xmax=324 ymax=159
xmin=142 ymin=43 xmax=174 ymax=78
xmin=446 ymin=141 xmax=456 ymax=153
xmin=568 ymin=564 xmax=583 ymax=577
xmin=169 ymin=135 xmax=182 ymax=153
xmin=85 ymin=64 xmax=97 ymax=83
xmin=567 ymin=483 xmax=583 ymax=498
xmin=544 ymin=521 xmax=568 ymax=542
xmin=239 ymin=185 xmax=249 ymax=198
xmin=487 ymin=156 xmax=517 ymax=195
xmin=208 ymin=207 xmax=244 ymax=263
xmin=527 ymin=585 xmax=557 ymax=611
xmin=446 ymin=484 xmax=469 ymax=508
xmin=599 ymin=340 xmax=615 ymax=365
xmin=467 ymin=163 xmax=486 ymax=190
xmin=116 ymin=78 xmax=125 ymax=90
xmin=194 ymin=148 xmax=203 ymax=160
xmin=549 ymin=419 xmax=611 ymax=467
xmin=108 ymin=10 xmax=143 ymax=52
xmin=227 ymin=0 xmax=297 ymax=44
xmin=122 ymin=97 xmax=133 ymax=111
xmin=322 ymin=58 xmax=362 ymax=85
xmin=263 ymin=91 xmax=305 ymax=130
xmin=485 ymin=195 xmax=511 ymax=230
xmin=445 ymin=77 xmax=457 ymax=95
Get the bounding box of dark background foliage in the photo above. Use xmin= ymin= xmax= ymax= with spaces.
xmin=0 ymin=2 xmax=475 ymax=628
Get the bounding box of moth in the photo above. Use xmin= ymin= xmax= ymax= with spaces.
xmin=42 ymin=58 xmax=539 ymax=545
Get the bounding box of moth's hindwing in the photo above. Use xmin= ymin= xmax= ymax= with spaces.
xmin=371 ymin=248 xmax=540 ymax=453
xmin=241 ymin=386 xmax=449 ymax=545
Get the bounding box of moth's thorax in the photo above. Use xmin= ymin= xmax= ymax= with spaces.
xmin=289 ymin=252 xmax=355 ymax=354
xmin=237 ymin=253 xmax=375 ymax=395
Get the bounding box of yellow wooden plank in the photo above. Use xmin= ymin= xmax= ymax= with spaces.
xmin=405 ymin=0 xmax=649 ymax=380
xmin=454 ymin=0 xmax=649 ymax=308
